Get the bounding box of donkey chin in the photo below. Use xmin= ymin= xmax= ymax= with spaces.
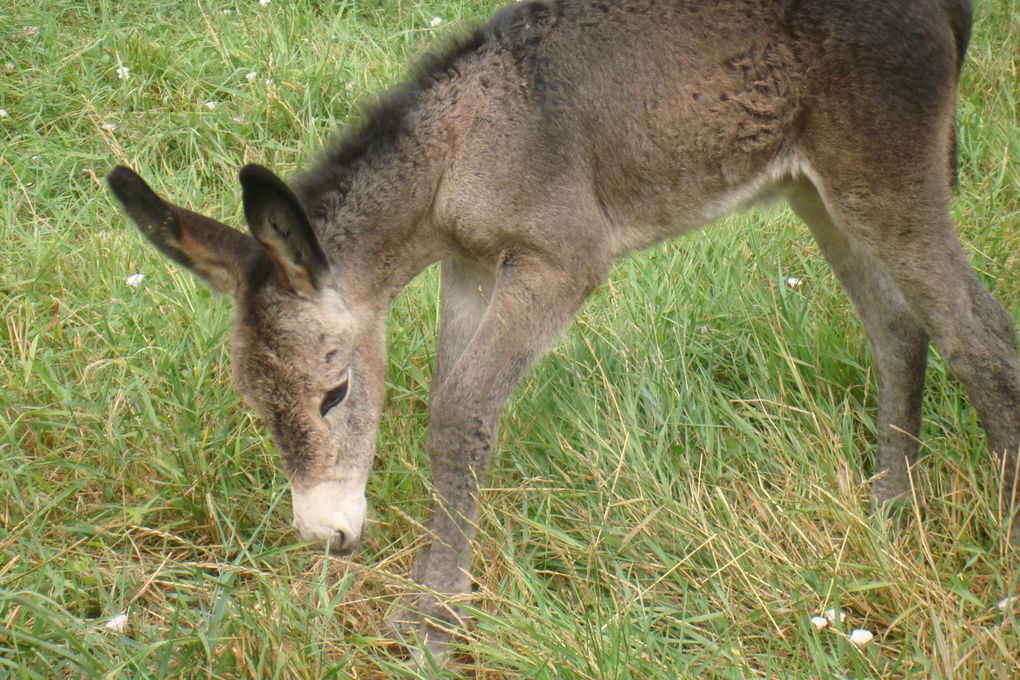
xmin=289 ymin=480 xmax=368 ymax=555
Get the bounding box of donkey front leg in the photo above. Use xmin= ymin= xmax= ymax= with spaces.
xmin=408 ymin=252 xmax=603 ymax=659
xmin=432 ymin=258 xmax=496 ymax=391
xmin=388 ymin=258 xmax=492 ymax=635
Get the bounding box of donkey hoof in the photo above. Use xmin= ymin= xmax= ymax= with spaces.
xmin=384 ymin=606 xmax=421 ymax=642
xmin=870 ymin=476 xmax=913 ymax=509
xmin=871 ymin=490 xmax=911 ymax=511
xmin=1008 ymin=515 xmax=1020 ymax=549
xmin=408 ymin=624 xmax=453 ymax=671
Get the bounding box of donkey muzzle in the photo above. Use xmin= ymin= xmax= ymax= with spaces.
xmin=290 ymin=480 xmax=368 ymax=554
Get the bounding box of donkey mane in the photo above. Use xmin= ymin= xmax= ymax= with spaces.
xmin=294 ymin=27 xmax=487 ymax=203
xmin=296 ymin=2 xmax=559 ymax=201
xmin=328 ymin=34 xmax=485 ymax=167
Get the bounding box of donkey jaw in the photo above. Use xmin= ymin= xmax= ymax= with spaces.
xmin=290 ymin=480 xmax=368 ymax=554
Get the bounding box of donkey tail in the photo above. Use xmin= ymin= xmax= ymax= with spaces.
xmin=945 ymin=0 xmax=973 ymax=189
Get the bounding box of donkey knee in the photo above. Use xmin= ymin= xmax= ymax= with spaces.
xmin=971 ymin=280 xmax=1019 ymax=350
xmin=427 ymin=392 xmax=495 ymax=476
xmin=428 ymin=390 xmax=491 ymax=445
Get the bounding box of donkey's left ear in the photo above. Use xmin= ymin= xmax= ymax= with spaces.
xmin=240 ymin=164 xmax=329 ymax=297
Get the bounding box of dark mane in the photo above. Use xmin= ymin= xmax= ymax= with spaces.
xmin=294 ymin=2 xmax=560 ymax=204
xmin=331 ymin=31 xmax=488 ymax=169
xmin=293 ymin=25 xmax=488 ymax=203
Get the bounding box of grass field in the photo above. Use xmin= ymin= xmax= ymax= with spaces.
xmin=1 ymin=0 xmax=1018 ymax=677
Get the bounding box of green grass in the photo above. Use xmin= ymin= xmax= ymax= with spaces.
xmin=1 ymin=0 xmax=1018 ymax=677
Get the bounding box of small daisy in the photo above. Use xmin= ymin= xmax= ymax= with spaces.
xmin=126 ymin=274 xmax=145 ymax=288
xmin=104 ymin=613 xmax=129 ymax=632
xmin=345 ymin=81 xmax=355 ymax=92
xmin=101 ymin=122 xmax=116 ymax=131
xmin=246 ymin=71 xmax=257 ymax=82
xmin=3 ymin=62 xmax=14 ymax=72
xmin=823 ymin=608 xmax=846 ymax=625
xmin=810 ymin=616 xmax=828 ymax=630
xmin=116 ymin=65 xmax=130 ymax=80
xmin=786 ymin=276 xmax=803 ymax=288
xmin=849 ymin=628 xmax=873 ymax=647
xmin=0 ymin=109 xmax=8 ymax=119
xmin=259 ymin=0 xmax=270 ymax=6
xmin=430 ymin=16 xmax=444 ymax=27
xmin=205 ymin=101 xmax=216 ymax=110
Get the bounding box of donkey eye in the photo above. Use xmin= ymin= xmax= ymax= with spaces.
xmin=320 ymin=370 xmax=351 ymax=417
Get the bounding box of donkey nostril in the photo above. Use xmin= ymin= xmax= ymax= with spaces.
xmin=327 ymin=529 xmax=352 ymax=555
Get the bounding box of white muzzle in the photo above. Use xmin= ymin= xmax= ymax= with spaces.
xmin=290 ymin=480 xmax=367 ymax=554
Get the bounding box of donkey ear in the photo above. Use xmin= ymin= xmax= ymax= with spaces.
xmin=239 ymin=164 xmax=328 ymax=298
xmin=107 ymin=166 xmax=260 ymax=296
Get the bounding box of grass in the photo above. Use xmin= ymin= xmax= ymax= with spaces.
xmin=1 ymin=0 xmax=1018 ymax=677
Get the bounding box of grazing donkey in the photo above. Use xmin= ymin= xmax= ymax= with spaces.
xmin=109 ymin=0 xmax=1018 ymax=660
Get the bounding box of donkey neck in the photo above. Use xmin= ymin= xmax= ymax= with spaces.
xmin=293 ymin=86 xmax=460 ymax=308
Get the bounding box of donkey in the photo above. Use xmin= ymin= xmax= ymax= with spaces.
xmin=109 ymin=0 xmax=1018 ymax=660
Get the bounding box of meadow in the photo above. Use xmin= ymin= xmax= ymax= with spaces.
xmin=1 ymin=0 xmax=1018 ymax=677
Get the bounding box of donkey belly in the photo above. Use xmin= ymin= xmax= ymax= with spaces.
xmin=537 ymin=2 xmax=805 ymax=253
xmin=441 ymin=1 xmax=809 ymax=262
xmin=599 ymin=156 xmax=804 ymax=256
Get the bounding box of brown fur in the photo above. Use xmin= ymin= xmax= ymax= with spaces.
xmin=109 ymin=0 xmax=1018 ymax=663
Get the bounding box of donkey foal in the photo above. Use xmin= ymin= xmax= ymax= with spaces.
xmin=109 ymin=0 xmax=1019 ymax=662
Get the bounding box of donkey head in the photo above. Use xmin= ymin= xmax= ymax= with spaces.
xmin=108 ymin=165 xmax=386 ymax=554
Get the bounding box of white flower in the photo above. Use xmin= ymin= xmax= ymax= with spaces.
xmin=430 ymin=16 xmax=443 ymax=27
xmin=3 ymin=62 xmax=14 ymax=72
xmin=259 ymin=0 xmax=270 ymax=5
xmin=823 ymin=608 xmax=845 ymax=625
xmin=849 ymin=628 xmax=873 ymax=647
xmin=810 ymin=616 xmax=829 ymax=630
xmin=786 ymin=276 xmax=803 ymax=288
xmin=205 ymin=101 xmax=216 ymax=110
xmin=345 ymin=81 xmax=355 ymax=92
xmin=998 ymin=596 xmax=1016 ymax=610
xmin=104 ymin=613 xmax=129 ymax=632
xmin=101 ymin=122 xmax=116 ymax=131
xmin=222 ymin=8 xmax=233 ymax=14
xmin=264 ymin=78 xmax=273 ymax=86
xmin=0 ymin=109 xmax=8 ymax=119
xmin=116 ymin=66 xmax=130 ymax=80
xmin=246 ymin=71 xmax=257 ymax=82
xmin=126 ymin=273 xmax=144 ymax=288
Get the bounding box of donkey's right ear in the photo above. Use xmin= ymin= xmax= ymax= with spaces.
xmin=107 ymin=166 xmax=260 ymax=296
xmin=239 ymin=164 xmax=329 ymax=298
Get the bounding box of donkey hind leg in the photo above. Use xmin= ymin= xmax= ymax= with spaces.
xmin=813 ymin=171 xmax=1020 ymax=543
xmin=787 ymin=179 xmax=929 ymax=504
xmin=411 ymin=252 xmax=602 ymax=660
